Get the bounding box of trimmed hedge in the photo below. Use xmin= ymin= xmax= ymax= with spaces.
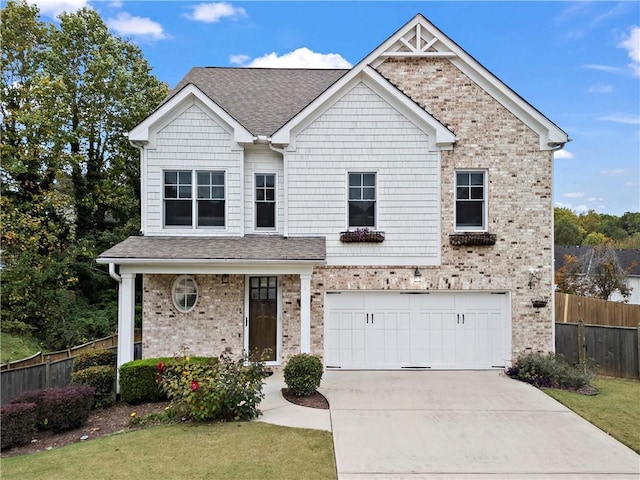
xmin=119 ymin=356 xmax=217 ymax=404
xmin=72 ymin=348 xmax=117 ymax=372
xmin=72 ymin=365 xmax=116 ymax=408
xmin=283 ymin=354 xmax=323 ymax=396
xmin=1 ymin=403 xmax=38 ymax=450
xmin=10 ymin=385 xmax=95 ymax=432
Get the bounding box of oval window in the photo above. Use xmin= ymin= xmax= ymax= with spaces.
xmin=172 ymin=275 xmax=198 ymax=313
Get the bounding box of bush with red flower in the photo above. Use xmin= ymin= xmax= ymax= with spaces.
xmin=156 ymin=352 xmax=267 ymax=422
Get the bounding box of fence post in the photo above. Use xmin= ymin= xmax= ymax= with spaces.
xmin=577 ymin=320 xmax=586 ymax=366
xmin=45 ymin=355 xmax=51 ymax=388
xmin=637 ymin=323 xmax=640 ymax=380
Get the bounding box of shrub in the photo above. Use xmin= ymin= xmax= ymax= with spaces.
xmin=119 ymin=356 xmax=216 ymax=404
xmin=505 ymin=352 xmax=594 ymax=390
xmin=72 ymin=365 xmax=116 ymax=408
xmin=158 ymin=353 xmax=266 ymax=421
xmin=1 ymin=403 xmax=38 ymax=449
xmin=72 ymin=348 xmax=117 ymax=372
xmin=283 ymin=353 xmax=323 ymax=396
xmin=10 ymin=385 xmax=95 ymax=432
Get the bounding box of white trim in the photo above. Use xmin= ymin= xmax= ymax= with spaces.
xmin=111 ymin=263 xmax=317 ymax=276
xmin=300 ymin=273 xmax=312 ymax=353
xmin=116 ymin=273 xmax=136 ymax=392
xmin=244 ymin=275 xmax=282 ymax=366
xmin=345 ymin=170 xmax=378 ymax=231
xmin=327 ymin=256 xmax=440 ymax=266
xmin=171 ymin=275 xmax=199 ymax=313
xmin=253 ymin=172 xmax=278 ymax=232
xmin=454 ymin=169 xmax=488 ymax=232
xmin=129 ymin=84 xmax=253 ymax=147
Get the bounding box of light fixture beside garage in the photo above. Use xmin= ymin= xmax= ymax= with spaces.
xmin=414 ymin=268 xmax=422 ymax=282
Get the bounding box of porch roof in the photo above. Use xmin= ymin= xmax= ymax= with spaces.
xmin=97 ymin=235 xmax=326 ymax=265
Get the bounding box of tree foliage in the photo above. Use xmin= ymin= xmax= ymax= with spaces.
xmin=555 ymin=243 xmax=634 ymax=300
xmin=1 ymin=1 xmax=168 ymax=348
xmin=554 ymin=208 xmax=640 ymax=248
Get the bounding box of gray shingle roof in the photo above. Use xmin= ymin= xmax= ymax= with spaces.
xmin=98 ymin=236 xmax=326 ymax=263
xmin=554 ymin=245 xmax=640 ymax=276
xmin=167 ymin=67 xmax=349 ymax=136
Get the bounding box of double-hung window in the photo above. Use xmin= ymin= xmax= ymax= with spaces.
xmin=255 ymin=174 xmax=276 ymax=229
xmin=455 ymin=171 xmax=486 ymax=230
xmin=164 ymin=170 xmax=225 ymax=228
xmin=348 ymin=172 xmax=376 ymax=228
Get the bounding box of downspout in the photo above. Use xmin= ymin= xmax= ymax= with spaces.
xmin=109 ymin=263 xmax=122 ymax=283
xmin=266 ymin=139 xmax=288 ymax=237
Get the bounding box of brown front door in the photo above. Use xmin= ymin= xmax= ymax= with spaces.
xmin=248 ymin=276 xmax=277 ymax=362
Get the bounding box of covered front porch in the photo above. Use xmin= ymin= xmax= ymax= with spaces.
xmin=97 ymin=236 xmax=326 ymax=388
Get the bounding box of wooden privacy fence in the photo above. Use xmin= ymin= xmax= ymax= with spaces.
xmin=0 ymin=331 xmax=142 ymax=371
xmin=555 ymin=321 xmax=639 ymax=379
xmin=0 ymin=343 xmax=142 ymax=406
xmin=555 ymin=292 xmax=640 ymax=327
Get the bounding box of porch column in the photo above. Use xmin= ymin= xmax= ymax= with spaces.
xmin=300 ymin=273 xmax=312 ymax=353
xmin=116 ymin=272 xmax=136 ymax=392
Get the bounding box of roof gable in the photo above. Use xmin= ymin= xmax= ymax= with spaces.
xmin=129 ymin=83 xmax=254 ymax=146
xmin=364 ymin=14 xmax=569 ymax=150
xmin=271 ymin=66 xmax=456 ymax=150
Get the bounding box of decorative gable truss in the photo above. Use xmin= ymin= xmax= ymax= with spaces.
xmin=366 ymin=15 xmax=568 ymax=150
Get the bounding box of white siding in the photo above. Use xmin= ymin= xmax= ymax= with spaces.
xmin=243 ymin=146 xmax=284 ymax=234
xmin=144 ymin=104 xmax=243 ymax=236
xmin=287 ymin=82 xmax=441 ymax=265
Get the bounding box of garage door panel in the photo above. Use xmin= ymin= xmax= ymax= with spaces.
xmin=325 ymin=292 xmax=509 ymax=370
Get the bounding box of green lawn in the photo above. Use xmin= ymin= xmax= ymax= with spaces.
xmin=1 ymin=422 xmax=336 ymax=480
xmin=545 ymin=376 xmax=640 ymax=454
xmin=0 ymin=332 xmax=41 ymax=364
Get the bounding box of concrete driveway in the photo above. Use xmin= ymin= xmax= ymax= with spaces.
xmin=320 ymin=370 xmax=640 ymax=479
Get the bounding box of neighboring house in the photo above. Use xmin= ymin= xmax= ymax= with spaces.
xmin=554 ymin=246 xmax=640 ymax=304
xmin=98 ymin=14 xmax=568 ymax=378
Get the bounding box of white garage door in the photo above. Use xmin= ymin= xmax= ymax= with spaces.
xmin=324 ymin=291 xmax=509 ymax=370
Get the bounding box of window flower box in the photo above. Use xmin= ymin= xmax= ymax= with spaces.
xmin=449 ymin=232 xmax=497 ymax=246
xmin=531 ymin=299 xmax=548 ymax=308
xmin=340 ymin=229 xmax=385 ymax=243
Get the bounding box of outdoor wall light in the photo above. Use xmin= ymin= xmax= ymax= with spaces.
xmin=528 ymin=268 xmax=539 ymax=289
xmin=414 ymin=268 xmax=422 ymax=282
xmin=221 ymin=274 xmax=229 ymax=285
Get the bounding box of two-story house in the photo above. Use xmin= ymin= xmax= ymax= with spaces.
xmin=98 ymin=14 xmax=568 ymax=379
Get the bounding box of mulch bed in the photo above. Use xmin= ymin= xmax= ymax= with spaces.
xmin=281 ymin=388 xmax=330 ymax=409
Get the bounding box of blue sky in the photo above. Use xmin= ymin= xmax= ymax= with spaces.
xmin=27 ymin=1 xmax=640 ymax=216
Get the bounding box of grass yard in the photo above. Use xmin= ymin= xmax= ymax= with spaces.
xmin=545 ymin=376 xmax=640 ymax=454
xmin=0 ymin=422 xmax=337 ymax=480
xmin=0 ymin=332 xmax=41 ymax=364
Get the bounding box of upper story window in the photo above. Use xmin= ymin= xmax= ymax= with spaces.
xmin=455 ymin=171 xmax=486 ymax=231
xmin=348 ymin=172 xmax=376 ymax=228
xmin=255 ymin=173 xmax=276 ymax=229
xmin=164 ymin=170 xmax=225 ymax=228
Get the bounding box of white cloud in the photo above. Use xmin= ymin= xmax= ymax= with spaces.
xmin=107 ymin=12 xmax=168 ymax=41
xmin=554 ymin=149 xmax=574 ymax=159
xmin=619 ymin=26 xmax=640 ymax=77
xmin=600 ymin=169 xmax=626 ymax=176
xmin=586 ymin=84 xmax=613 ymax=93
xmin=563 ymin=192 xmax=586 ymax=199
xmin=109 ymin=1 xmax=123 ymax=8
xmin=229 ymin=54 xmax=251 ymax=65
xmin=238 ymin=47 xmax=352 ymax=69
xmin=185 ymin=3 xmax=247 ymax=23
xmin=583 ymin=64 xmax=625 ymax=74
xmin=599 ymin=113 xmax=640 ymax=125
xmin=30 ymin=0 xmax=89 ymax=18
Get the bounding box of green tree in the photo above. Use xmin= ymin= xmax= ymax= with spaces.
xmin=554 ymin=213 xmax=586 ymax=245
xmin=582 ymin=231 xmax=609 ymax=246
xmin=1 ymin=1 xmax=168 ymax=348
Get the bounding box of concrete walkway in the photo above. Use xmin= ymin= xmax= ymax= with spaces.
xmin=321 ymin=370 xmax=640 ymax=480
xmin=257 ymin=371 xmax=331 ymax=432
